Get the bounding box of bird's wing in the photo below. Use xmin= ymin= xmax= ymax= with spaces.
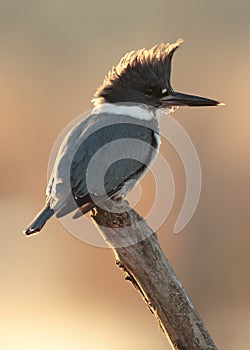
xmin=47 ymin=111 xmax=159 ymax=215
xmin=70 ymin=113 xmax=159 ymax=200
xmin=46 ymin=112 xmax=100 ymax=209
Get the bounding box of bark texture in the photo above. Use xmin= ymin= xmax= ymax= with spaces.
xmin=91 ymin=199 xmax=217 ymax=350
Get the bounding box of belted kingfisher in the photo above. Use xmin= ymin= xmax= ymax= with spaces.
xmin=24 ymin=38 xmax=222 ymax=235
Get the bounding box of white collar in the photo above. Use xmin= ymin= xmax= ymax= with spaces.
xmin=92 ymin=103 xmax=166 ymax=121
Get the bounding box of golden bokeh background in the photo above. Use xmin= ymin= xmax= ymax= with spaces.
xmin=1 ymin=1 xmax=250 ymax=349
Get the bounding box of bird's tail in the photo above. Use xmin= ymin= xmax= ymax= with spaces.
xmin=23 ymin=204 xmax=54 ymax=235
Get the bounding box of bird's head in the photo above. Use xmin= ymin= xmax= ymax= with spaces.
xmin=92 ymin=39 xmax=222 ymax=109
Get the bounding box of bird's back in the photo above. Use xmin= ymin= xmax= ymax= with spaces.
xmin=47 ymin=111 xmax=160 ymax=217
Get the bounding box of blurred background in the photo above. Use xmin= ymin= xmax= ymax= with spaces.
xmin=1 ymin=0 xmax=250 ymax=349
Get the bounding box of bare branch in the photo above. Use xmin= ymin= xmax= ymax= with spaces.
xmin=91 ymin=199 xmax=217 ymax=350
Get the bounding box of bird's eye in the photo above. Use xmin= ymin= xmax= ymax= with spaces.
xmin=161 ymin=88 xmax=168 ymax=95
xmin=144 ymin=88 xmax=154 ymax=96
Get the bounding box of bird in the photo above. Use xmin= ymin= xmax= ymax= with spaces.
xmin=24 ymin=38 xmax=222 ymax=235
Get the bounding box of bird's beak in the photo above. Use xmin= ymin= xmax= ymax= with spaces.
xmin=160 ymin=91 xmax=223 ymax=107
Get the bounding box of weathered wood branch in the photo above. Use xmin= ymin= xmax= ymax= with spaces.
xmin=91 ymin=199 xmax=217 ymax=350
